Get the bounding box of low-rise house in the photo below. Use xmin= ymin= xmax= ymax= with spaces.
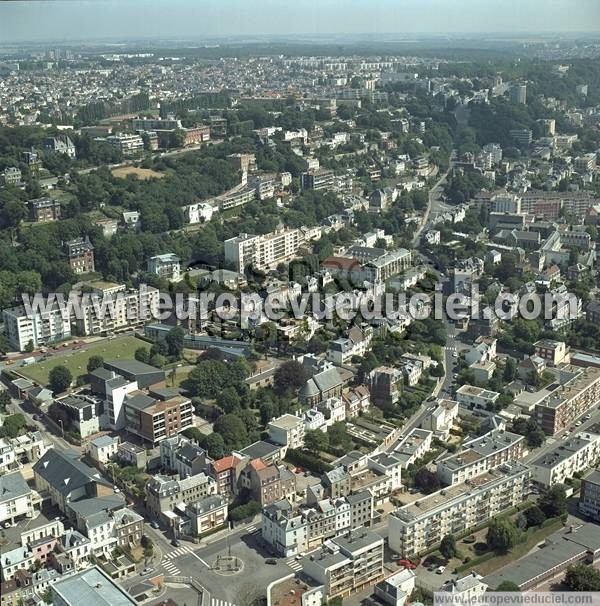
xmin=89 ymin=435 xmax=119 ymax=464
xmin=374 ymin=569 xmax=416 ymax=606
xmin=342 ymin=385 xmax=370 ymax=418
xmin=441 ymin=572 xmax=489 ymax=601
xmin=146 ymin=472 xmax=217 ymax=521
xmin=116 ymin=441 xmax=147 ymax=469
xmin=0 ymin=431 xmax=48 ymax=473
xmin=456 ymin=384 xmax=500 ymax=413
xmin=180 ymin=494 xmax=228 ymax=536
xmin=268 ymin=414 xmax=306 ymax=453
xmin=160 ymin=434 xmax=210 ymax=478
xmin=239 ymin=459 xmax=296 ymax=507
xmin=534 ymin=339 xmax=569 ymax=366
xmin=421 ymin=399 xmax=459 ymax=440
xmin=394 ymin=428 xmax=433 ymax=468
xmin=54 ymin=395 xmax=102 ymax=439
xmin=209 ymin=454 xmax=245 ymax=500
xmin=112 ymin=507 xmax=144 ymax=549
xmin=326 ymin=326 xmax=373 ymax=366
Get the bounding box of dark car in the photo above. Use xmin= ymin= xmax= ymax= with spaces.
xmin=265 ymin=558 xmax=277 ymax=565
xmin=171 ymin=539 xmax=180 ymax=547
xmin=150 ymin=521 xmax=159 ymax=529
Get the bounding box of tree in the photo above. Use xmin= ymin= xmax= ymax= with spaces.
xmin=414 ymin=468 xmax=440 ymax=494
xmin=204 ymin=433 xmax=226 ymax=459
xmin=0 ymin=390 xmax=10 ymax=412
xmin=135 ymin=347 xmax=150 ymax=363
xmin=304 ymin=430 xmax=329 ymax=454
xmin=496 ymin=581 xmax=520 ymax=591
xmin=538 ymin=485 xmax=567 ymax=518
xmin=86 ymin=355 xmax=104 ymax=374
xmin=440 ymin=534 xmax=457 ymax=559
xmin=165 ymin=326 xmax=185 ymax=359
xmin=213 ymin=414 xmax=248 ymax=450
xmin=220 ymin=387 xmax=241 ymax=414
xmin=486 ymin=518 xmax=520 ymax=553
xmin=0 ymin=413 xmax=27 ymax=438
xmin=524 ymin=505 xmax=546 ymax=528
xmin=273 ymin=360 xmax=309 ymax=395
xmin=564 ymin=564 xmax=600 ymax=591
xmin=49 ymin=365 xmax=72 ymax=394
xmin=503 ymin=357 xmax=517 ymax=382
xmin=327 ymin=422 xmax=352 ymax=451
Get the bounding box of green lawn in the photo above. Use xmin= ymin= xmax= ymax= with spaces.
xmin=19 ymin=335 xmax=146 ymax=386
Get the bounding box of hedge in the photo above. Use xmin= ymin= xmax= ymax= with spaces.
xmin=285 ymin=448 xmax=333 ymax=474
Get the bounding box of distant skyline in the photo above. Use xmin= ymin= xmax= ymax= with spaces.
xmin=1 ymin=0 xmax=600 ymax=44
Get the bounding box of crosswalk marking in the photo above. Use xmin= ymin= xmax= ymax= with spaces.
xmin=211 ymin=599 xmax=236 ymax=606
xmin=245 ymin=524 xmax=257 ymax=533
xmin=164 ymin=545 xmax=193 ymax=560
xmin=285 ymin=557 xmax=302 ymax=572
xmin=163 ymin=560 xmax=181 ymax=575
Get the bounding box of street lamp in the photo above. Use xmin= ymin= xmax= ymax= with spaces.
xmin=58 ymin=419 xmax=64 ymax=438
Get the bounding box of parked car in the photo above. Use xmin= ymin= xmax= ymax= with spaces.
xmin=399 ymin=559 xmax=417 ymax=569
xmin=171 ymin=539 xmax=180 ymax=547
xmin=436 ymin=565 xmax=446 ymax=574
xmin=140 ymin=568 xmax=154 ymax=576
xmin=149 ymin=521 xmax=159 ymax=529
xmin=265 ymin=558 xmax=277 ymax=565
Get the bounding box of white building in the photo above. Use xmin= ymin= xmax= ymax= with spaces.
xmin=183 ymin=202 xmax=214 ymax=225
xmin=148 ymin=253 xmax=181 ymax=281
xmin=394 ymin=428 xmax=433 ymax=469
xmin=74 ymin=282 xmax=160 ymax=336
xmin=389 ymin=462 xmax=530 ymax=557
xmin=441 ymin=572 xmax=489 ymax=601
xmin=268 ymin=414 xmax=306 ymax=452
xmin=300 ymin=528 xmax=384 ymax=599
xmin=106 ymin=133 xmax=144 ymax=154
xmin=436 ymin=429 xmax=525 ymax=486
xmin=456 ymin=384 xmax=500 ymax=413
xmin=224 ymin=227 xmax=319 ymax=273
xmin=421 ymin=399 xmax=459 ymax=440
xmin=374 ymin=569 xmax=416 ymax=606
xmin=3 ymin=304 xmax=71 ymax=351
xmin=0 ymin=431 xmax=48 ymax=473
xmin=0 ymin=471 xmax=38 ymax=525
xmin=89 ymin=435 xmax=120 ymax=464
xmin=529 ymin=432 xmax=600 ymax=487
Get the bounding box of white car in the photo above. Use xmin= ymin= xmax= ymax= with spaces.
xmin=436 ymin=565 xmax=446 ymax=574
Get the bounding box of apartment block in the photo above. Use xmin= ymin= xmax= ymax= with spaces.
xmin=148 ymin=253 xmax=181 ymax=281
xmin=73 ymin=282 xmax=160 ymax=336
xmin=437 ymin=430 xmax=525 ymax=485
xmin=535 ymin=366 xmax=600 ymax=435
xmin=579 ymin=469 xmax=600 ymax=521
xmin=529 ymin=432 xmax=600 ymax=486
xmin=224 ymin=228 xmax=307 ymax=273
xmin=124 ymin=389 xmax=194 ymax=445
xmin=389 ymin=462 xmax=530 ymax=558
xmin=301 ymin=168 xmax=335 ymax=191
xmin=300 ymin=528 xmax=384 ymax=599
xmin=3 ymin=304 xmax=72 ymax=351
xmin=106 ymin=133 xmax=144 ymax=154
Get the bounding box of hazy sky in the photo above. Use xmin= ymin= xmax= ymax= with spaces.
xmin=1 ymin=0 xmax=599 ymax=43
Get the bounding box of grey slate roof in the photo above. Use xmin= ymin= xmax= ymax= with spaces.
xmin=33 ymin=449 xmax=111 ymax=496
xmin=0 ymin=471 xmax=31 ymax=504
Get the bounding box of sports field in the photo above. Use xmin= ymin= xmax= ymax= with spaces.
xmin=19 ymin=335 xmax=145 ymax=385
